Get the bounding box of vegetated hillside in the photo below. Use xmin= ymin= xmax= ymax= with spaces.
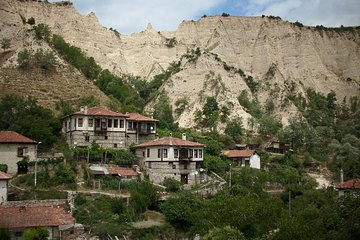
xmin=1 ymin=0 xmax=360 ymax=129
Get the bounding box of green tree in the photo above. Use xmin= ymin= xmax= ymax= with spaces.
xmin=17 ymin=49 xmax=32 ymax=69
xmin=0 ymin=228 xmax=11 ymax=240
xmin=33 ymin=23 xmax=51 ymax=41
xmin=224 ymin=118 xmax=243 ymax=143
xmin=23 ymin=227 xmax=48 ymax=240
xmin=1 ymin=38 xmax=11 ymax=52
xmin=258 ymin=115 xmax=282 ymax=137
xmin=130 ymin=181 xmax=158 ymax=214
xmin=153 ymin=93 xmax=177 ymax=131
xmin=34 ymin=48 xmax=57 ymax=70
xmin=163 ymin=177 xmax=182 ymax=192
xmin=203 ymin=226 xmax=246 ymax=240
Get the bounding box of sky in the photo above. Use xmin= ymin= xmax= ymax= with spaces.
xmin=51 ymin=0 xmax=360 ymax=35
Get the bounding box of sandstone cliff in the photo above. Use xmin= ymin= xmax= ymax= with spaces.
xmin=1 ymin=0 xmax=359 ymax=128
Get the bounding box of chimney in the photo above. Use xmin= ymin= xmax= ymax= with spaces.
xmin=80 ymin=106 xmax=85 ymax=112
xmin=169 ymin=133 xmax=173 ymax=145
xmin=340 ymin=169 xmax=344 ymax=184
xmin=182 ymin=133 xmax=186 ymax=141
xmin=84 ymin=106 xmax=88 ymax=114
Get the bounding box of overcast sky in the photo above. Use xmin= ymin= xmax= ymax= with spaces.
xmin=52 ymin=0 xmax=360 ymax=35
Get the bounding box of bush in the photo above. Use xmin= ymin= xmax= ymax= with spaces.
xmin=0 ymin=164 xmax=8 ymax=173
xmin=33 ymin=23 xmax=51 ymax=41
xmin=34 ymin=48 xmax=57 ymax=70
xmin=1 ymin=38 xmax=11 ymax=51
xmin=27 ymin=17 xmax=35 ymax=25
xmin=163 ymin=177 xmax=182 ymax=192
xmin=17 ymin=49 xmax=32 ymax=68
xmin=23 ymin=227 xmax=48 ymax=240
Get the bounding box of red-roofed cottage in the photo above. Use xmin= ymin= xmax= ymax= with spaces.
xmin=222 ymin=149 xmax=261 ymax=169
xmin=0 ymin=131 xmax=38 ymax=174
xmin=135 ymin=134 xmax=205 ymax=185
xmin=0 ymin=202 xmax=76 ymax=239
xmin=335 ymin=179 xmax=360 ymax=197
xmin=62 ymin=106 xmax=158 ymax=149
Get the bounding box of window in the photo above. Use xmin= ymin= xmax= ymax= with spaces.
xmin=78 ymin=118 xmax=83 ymax=127
xmin=114 ymin=143 xmax=117 ymax=148
xmin=73 ymin=118 xmax=76 ymax=128
xmin=199 ymin=149 xmax=203 ymax=158
xmin=189 ymin=149 xmax=193 ymax=158
xmin=105 ymin=136 xmax=108 ymax=140
xmin=114 ymin=119 xmax=118 ymax=128
xmin=174 ymin=149 xmax=178 ymax=158
xmin=85 ymin=136 xmax=90 ymax=142
xmin=158 ymin=149 xmax=161 ymax=158
xmin=95 ymin=119 xmax=101 ymax=127
xmin=194 ymin=149 xmax=198 ymax=158
xmin=108 ymin=119 xmax=112 ymax=128
xmin=17 ymin=147 xmax=25 ymax=157
xmin=172 ymin=164 xmax=176 ymax=169
xmin=148 ymin=162 xmax=152 ymax=168
xmin=88 ymin=118 xmax=93 ymax=127
xmin=147 ymin=149 xmax=150 ymax=158
xmin=120 ymin=120 xmax=124 ymax=128
xmin=163 ymin=149 xmax=168 ymax=158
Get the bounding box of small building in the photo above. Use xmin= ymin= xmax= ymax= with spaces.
xmin=0 ymin=171 xmax=12 ymax=203
xmin=89 ymin=165 xmax=140 ymax=181
xmin=62 ymin=106 xmax=158 ymax=149
xmin=335 ymin=179 xmax=360 ymax=197
xmin=0 ymin=131 xmax=38 ymax=174
xmin=135 ymin=134 xmax=205 ymax=186
xmin=222 ymin=149 xmax=261 ymax=169
xmin=265 ymin=141 xmax=291 ymax=154
xmin=235 ymin=143 xmax=260 ymax=150
xmin=0 ymin=201 xmax=76 ymax=239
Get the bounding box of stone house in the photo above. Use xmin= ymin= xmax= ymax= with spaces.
xmin=62 ymin=106 xmax=158 ymax=149
xmin=0 ymin=171 xmax=12 ymax=203
xmin=222 ymin=149 xmax=261 ymax=169
xmin=0 ymin=131 xmax=38 ymax=174
xmin=0 ymin=201 xmax=76 ymax=240
xmin=135 ymin=134 xmax=205 ymax=186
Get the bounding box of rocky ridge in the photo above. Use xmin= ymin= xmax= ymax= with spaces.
xmin=0 ymin=0 xmax=359 ymax=128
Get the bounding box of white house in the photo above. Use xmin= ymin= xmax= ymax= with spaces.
xmin=222 ymin=149 xmax=261 ymax=169
xmin=135 ymin=134 xmax=205 ymax=186
xmin=0 ymin=131 xmax=38 ymax=174
xmin=62 ymin=106 xmax=158 ymax=149
xmin=0 ymin=171 xmax=12 ymax=203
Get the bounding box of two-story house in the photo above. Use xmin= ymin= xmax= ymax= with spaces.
xmin=62 ymin=107 xmax=157 ymax=149
xmin=0 ymin=131 xmax=38 ymax=174
xmin=135 ymin=134 xmax=205 ymax=186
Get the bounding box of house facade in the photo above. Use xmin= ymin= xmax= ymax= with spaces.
xmin=0 ymin=131 xmax=38 ymax=174
xmin=62 ymin=107 xmax=157 ymax=149
xmin=222 ymin=149 xmax=261 ymax=169
xmin=0 ymin=171 xmax=12 ymax=203
xmin=135 ymin=135 xmax=205 ymax=186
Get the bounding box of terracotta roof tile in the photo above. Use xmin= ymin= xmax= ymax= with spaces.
xmin=107 ymin=166 xmax=139 ymax=177
xmin=0 ymin=203 xmax=75 ymax=228
xmin=126 ymin=113 xmax=159 ymax=122
xmin=222 ymin=149 xmax=256 ymax=158
xmin=336 ymin=179 xmax=360 ymax=190
xmin=0 ymin=131 xmax=37 ymax=144
xmin=0 ymin=171 xmax=12 ymax=180
xmin=136 ymin=137 xmax=204 ymax=148
xmin=73 ymin=107 xmax=128 ymax=117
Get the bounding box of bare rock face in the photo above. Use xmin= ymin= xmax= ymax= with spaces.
xmin=1 ymin=0 xmax=359 ymax=128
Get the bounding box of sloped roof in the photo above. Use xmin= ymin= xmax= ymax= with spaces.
xmin=126 ymin=112 xmax=159 ymax=122
xmin=0 ymin=131 xmax=37 ymax=144
xmin=0 ymin=203 xmax=75 ymax=228
xmin=222 ymin=149 xmax=256 ymax=158
xmin=136 ymin=137 xmax=205 ymax=148
xmin=90 ymin=165 xmax=138 ymax=177
xmin=72 ymin=107 xmax=128 ymax=117
xmin=336 ymin=179 xmax=360 ymax=190
xmin=0 ymin=171 xmax=12 ymax=180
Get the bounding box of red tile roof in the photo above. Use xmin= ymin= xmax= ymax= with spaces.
xmin=0 ymin=203 xmax=75 ymax=229
xmin=0 ymin=171 xmax=12 ymax=180
xmin=73 ymin=107 xmax=128 ymax=117
xmin=136 ymin=137 xmax=204 ymax=148
xmin=107 ymin=166 xmax=139 ymax=177
xmin=222 ymin=149 xmax=256 ymax=158
xmin=336 ymin=179 xmax=360 ymax=190
xmin=0 ymin=131 xmax=37 ymax=144
xmin=126 ymin=112 xmax=159 ymax=122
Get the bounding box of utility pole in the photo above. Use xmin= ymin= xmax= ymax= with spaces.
xmin=34 ymin=141 xmax=41 ymax=187
xmin=229 ymin=163 xmax=232 ymax=188
xmin=288 ymin=190 xmax=291 ymax=217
